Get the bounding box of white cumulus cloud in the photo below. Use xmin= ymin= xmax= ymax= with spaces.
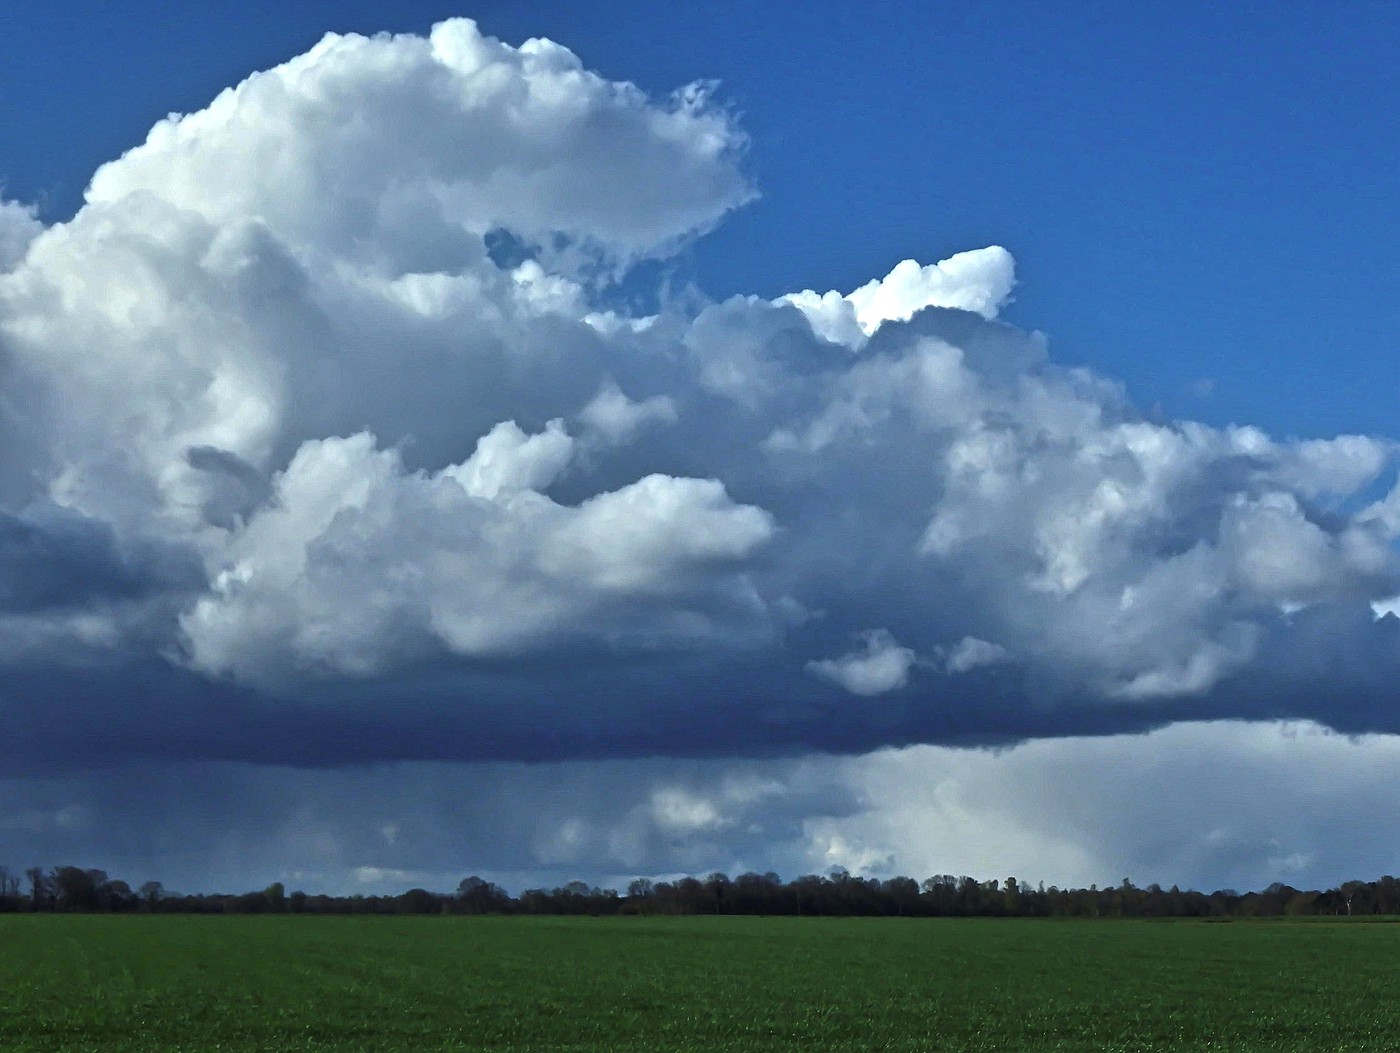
xmin=85 ymin=21 xmax=753 ymax=273
xmin=781 ymin=245 xmax=1015 ymax=346
xmin=180 ymin=426 xmax=774 ymax=682
xmin=0 ymin=16 xmax=1398 ymax=774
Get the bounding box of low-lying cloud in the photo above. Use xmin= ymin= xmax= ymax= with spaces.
xmin=3 ymin=721 xmax=1396 ymax=895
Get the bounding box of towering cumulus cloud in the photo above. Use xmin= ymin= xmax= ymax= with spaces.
xmin=3 ymin=18 xmax=1400 ymax=892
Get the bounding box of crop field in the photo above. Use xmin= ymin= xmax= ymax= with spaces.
xmin=2 ymin=915 xmax=1399 ymax=1051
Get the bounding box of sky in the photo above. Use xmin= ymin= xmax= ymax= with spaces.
xmin=3 ymin=1 xmax=1400 ymax=896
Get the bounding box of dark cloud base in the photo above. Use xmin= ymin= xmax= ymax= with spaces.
xmin=5 ymin=604 xmax=1398 ymax=776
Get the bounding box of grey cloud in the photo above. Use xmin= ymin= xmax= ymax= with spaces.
xmin=185 ymin=446 xmax=272 ymax=530
xmin=1 ymin=721 xmax=1397 ymax=896
xmin=0 ymin=505 xmax=199 ymax=613
xmin=0 ymin=755 xmax=854 ymax=893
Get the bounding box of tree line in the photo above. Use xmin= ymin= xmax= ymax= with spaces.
xmin=4 ymin=864 xmax=1400 ymax=918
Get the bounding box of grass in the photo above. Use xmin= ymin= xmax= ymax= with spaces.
xmin=1 ymin=914 xmax=1399 ymax=1050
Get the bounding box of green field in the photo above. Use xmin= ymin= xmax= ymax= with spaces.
xmin=2 ymin=915 xmax=1399 ymax=1051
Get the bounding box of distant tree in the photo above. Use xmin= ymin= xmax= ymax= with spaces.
xmin=397 ymin=888 xmax=438 ymax=914
xmin=232 ymin=891 xmax=268 ymax=913
xmin=674 ymin=877 xmax=706 ymax=915
xmin=1375 ymin=875 xmax=1400 ymax=914
xmin=704 ymin=873 xmax=730 ymax=915
xmin=101 ymin=880 xmax=134 ymax=911
xmin=50 ymin=867 xmax=102 ymax=912
xmin=26 ymin=867 xmax=50 ymax=911
xmin=456 ymin=876 xmax=510 ymax=914
xmin=1259 ymin=882 xmax=1293 ymax=917
xmin=792 ymin=875 xmax=824 ymax=916
xmin=1285 ymin=890 xmax=1318 ymax=916
xmin=1003 ymin=877 xmax=1021 ymax=916
xmin=15 ymin=858 xmax=1400 ymax=920
xmin=882 ymin=877 xmax=920 ymax=916
xmin=1340 ymin=880 xmax=1367 ymax=917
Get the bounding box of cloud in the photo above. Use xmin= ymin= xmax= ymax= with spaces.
xmin=808 ymin=629 xmax=917 ymax=696
xmin=1 ymin=721 xmax=1397 ymax=896
xmin=577 ymin=380 xmax=678 ymax=447
xmin=0 ymin=505 xmax=197 ymax=615
xmin=801 ymin=720 xmax=1400 ymax=893
xmin=84 ymin=22 xmax=753 ymax=274
xmin=781 ymin=246 xmax=1015 ymax=346
xmin=0 ymin=200 xmax=43 ymax=272
xmin=943 ymin=637 xmax=1010 ymax=674
xmin=179 ymin=426 xmax=773 ymax=682
xmin=1 ymin=15 xmax=1400 ymax=789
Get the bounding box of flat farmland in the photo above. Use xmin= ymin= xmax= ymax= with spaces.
xmin=2 ymin=915 xmax=1398 ymax=1051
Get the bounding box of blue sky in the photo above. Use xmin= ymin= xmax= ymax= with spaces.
xmin=8 ymin=1 xmax=1400 ymax=438
xmin=4 ymin=3 xmax=1400 ymax=896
